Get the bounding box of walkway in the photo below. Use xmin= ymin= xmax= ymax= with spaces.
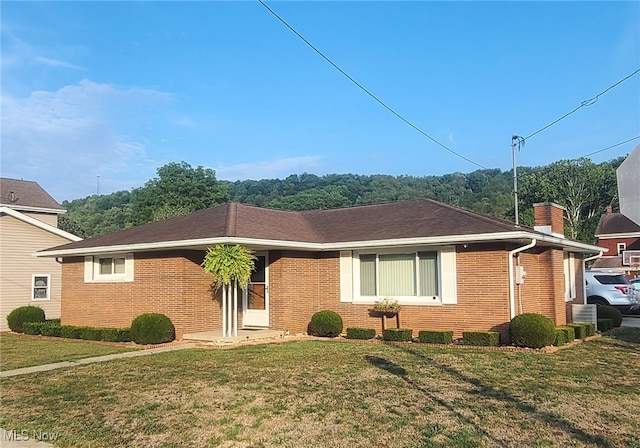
xmin=0 ymin=343 xmax=195 ymax=378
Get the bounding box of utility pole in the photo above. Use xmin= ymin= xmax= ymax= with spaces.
xmin=511 ymin=135 xmax=525 ymax=225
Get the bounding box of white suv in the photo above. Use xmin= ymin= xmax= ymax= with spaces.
xmin=585 ymin=271 xmax=639 ymax=314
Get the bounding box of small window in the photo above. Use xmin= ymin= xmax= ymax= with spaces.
xmin=86 ymin=254 xmax=134 ymax=282
xmin=617 ymin=243 xmax=626 ymax=256
xmin=359 ymin=251 xmax=439 ymax=297
xmin=32 ymin=275 xmax=50 ymax=301
xmin=98 ymin=257 xmax=126 ymax=275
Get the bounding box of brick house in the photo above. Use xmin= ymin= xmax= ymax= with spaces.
xmin=0 ymin=178 xmax=82 ymax=331
xmin=37 ymin=199 xmax=602 ymax=341
xmin=590 ymin=206 xmax=640 ymax=278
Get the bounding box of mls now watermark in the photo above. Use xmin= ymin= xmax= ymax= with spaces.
xmin=3 ymin=429 xmax=59 ymax=442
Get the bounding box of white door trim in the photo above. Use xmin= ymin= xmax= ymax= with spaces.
xmin=242 ymin=252 xmax=269 ymax=327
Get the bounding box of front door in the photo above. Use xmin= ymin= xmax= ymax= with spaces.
xmin=243 ymin=254 xmax=269 ymax=327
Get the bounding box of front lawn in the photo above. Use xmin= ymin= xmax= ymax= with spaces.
xmin=1 ymin=329 xmax=639 ymax=447
xmin=0 ymin=334 xmax=138 ymax=371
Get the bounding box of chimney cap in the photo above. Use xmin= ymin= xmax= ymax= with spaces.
xmin=533 ymin=202 xmax=566 ymax=211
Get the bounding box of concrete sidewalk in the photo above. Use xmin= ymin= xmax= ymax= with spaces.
xmin=0 ymin=343 xmax=195 ymax=378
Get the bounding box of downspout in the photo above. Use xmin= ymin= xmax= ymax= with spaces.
xmin=508 ymin=239 xmax=537 ymax=319
xmin=582 ymin=251 xmax=604 ymax=304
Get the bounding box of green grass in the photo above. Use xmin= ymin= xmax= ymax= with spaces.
xmin=0 ymin=334 xmax=137 ymax=371
xmin=0 ymin=329 xmax=639 ymax=447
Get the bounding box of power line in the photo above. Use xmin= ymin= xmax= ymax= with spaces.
xmin=257 ymin=0 xmax=487 ymax=170
xmin=582 ymin=135 xmax=640 ymax=158
xmin=523 ymin=68 xmax=640 ymax=142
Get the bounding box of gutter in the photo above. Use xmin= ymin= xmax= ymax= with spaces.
xmin=582 ymin=251 xmax=604 ymax=304
xmin=508 ymin=239 xmax=537 ymax=319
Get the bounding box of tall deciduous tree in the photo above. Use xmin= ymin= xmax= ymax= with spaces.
xmin=129 ymin=162 xmax=228 ymax=225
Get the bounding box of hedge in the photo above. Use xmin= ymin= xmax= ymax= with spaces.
xmin=418 ymin=330 xmax=453 ymax=344
xmin=556 ymin=325 xmax=576 ymax=342
xmin=509 ymin=313 xmax=556 ymax=349
xmin=462 ymin=331 xmax=501 ymax=347
xmin=575 ymin=322 xmax=596 ymax=337
xmin=20 ymin=322 xmax=131 ymax=343
xmin=553 ymin=329 xmax=567 ymax=346
xmin=596 ymin=306 xmax=623 ymax=328
xmin=382 ymin=328 xmax=413 ymax=342
xmin=345 ymin=327 xmax=376 ymax=340
xmin=6 ymin=306 xmax=46 ymax=333
xmin=566 ymin=323 xmax=587 ymax=339
xmin=597 ymin=319 xmax=614 ymax=332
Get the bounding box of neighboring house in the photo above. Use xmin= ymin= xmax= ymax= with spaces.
xmin=37 ymin=199 xmax=602 ymax=342
xmin=0 ymin=178 xmax=82 ymax=331
xmin=591 ymin=144 xmax=640 ymax=278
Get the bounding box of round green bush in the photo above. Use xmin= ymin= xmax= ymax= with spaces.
xmin=596 ymin=305 xmax=623 ymax=327
xmin=130 ymin=313 xmax=175 ymax=345
xmin=308 ymin=310 xmax=343 ymax=337
xmin=6 ymin=306 xmax=46 ymax=333
xmin=509 ymin=313 xmax=556 ymax=349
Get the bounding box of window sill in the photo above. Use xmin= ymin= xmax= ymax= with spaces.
xmin=353 ymin=297 xmax=443 ymax=307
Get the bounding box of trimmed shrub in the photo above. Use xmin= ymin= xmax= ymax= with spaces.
xmin=418 ymin=330 xmax=454 ymax=344
xmin=596 ymin=305 xmax=623 ymax=328
xmin=130 ymin=313 xmax=175 ymax=345
xmin=567 ymin=323 xmax=587 ymax=339
xmin=597 ymin=319 xmax=614 ymax=332
xmin=557 ymin=325 xmax=576 ymax=342
xmin=553 ymin=329 xmax=567 ymax=346
xmin=345 ymin=327 xmax=376 ymax=340
xmin=46 ymin=319 xmax=61 ymax=326
xmin=80 ymin=326 xmax=103 ymax=341
xmin=60 ymin=325 xmax=83 ymax=339
xmin=382 ymin=328 xmax=413 ymax=342
xmin=577 ymin=323 xmax=596 ymax=337
xmin=509 ymin=313 xmax=556 ymax=349
xmin=101 ymin=328 xmax=132 ymax=342
xmin=6 ymin=306 xmax=46 ymax=333
xmin=308 ymin=310 xmax=343 ymax=338
xmin=40 ymin=322 xmax=62 ymax=337
xmin=462 ymin=331 xmax=501 ymax=347
xmin=23 ymin=322 xmax=43 ymax=335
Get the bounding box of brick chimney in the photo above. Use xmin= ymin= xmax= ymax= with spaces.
xmin=533 ymin=202 xmax=565 ymax=238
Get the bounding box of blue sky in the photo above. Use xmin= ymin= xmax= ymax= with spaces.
xmin=1 ymin=1 xmax=639 ymax=202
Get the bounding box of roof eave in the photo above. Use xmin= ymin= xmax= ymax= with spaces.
xmin=36 ymin=230 xmax=604 ymax=257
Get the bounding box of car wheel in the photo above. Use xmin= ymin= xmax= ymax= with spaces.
xmin=589 ymin=297 xmax=609 ymax=306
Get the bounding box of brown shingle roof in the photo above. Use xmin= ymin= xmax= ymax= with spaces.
xmin=44 ymin=199 xmax=526 ymax=253
xmin=595 ymin=212 xmax=640 ymax=236
xmin=0 ymin=178 xmax=64 ymax=211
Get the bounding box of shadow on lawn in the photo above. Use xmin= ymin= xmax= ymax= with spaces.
xmin=366 ymin=349 xmax=613 ymax=448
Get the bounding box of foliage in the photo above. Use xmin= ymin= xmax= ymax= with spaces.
xmin=382 ymin=328 xmax=413 ymax=342
xmin=553 ymin=329 xmax=567 ymax=346
xmin=130 ymin=313 xmax=175 ymax=345
xmin=462 ymin=331 xmax=501 ymax=346
xmin=308 ymin=310 xmax=343 ymax=337
xmin=373 ymin=298 xmax=401 ymax=312
xmin=556 ymin=325 xmax=576 ymax=342
xmin=6 ymin=306 xmax=46 ymax=333
xmin=202 ymin=245 xmax=256 ymax=292
xmin=20 ymin=323 xmax=131 ymax=342
xmin=579 ymin=322 xmax=597 ymax=337
xmin=129 ymin=161 xmax=228 ymax=226
xmin=567 ymin=323 xmax=588 ymax=339
xmin=509 ymin=313 xmax=556 ymax=349
xmin=596 ymin=305 xmax=623 ymax=327
xmin=597 ymin=318 xmax=614 ymax=332
xmin=345 ymin=327 xmax=376 ymax=340
xmin=418 ymin=330 xmax=454 ymax=344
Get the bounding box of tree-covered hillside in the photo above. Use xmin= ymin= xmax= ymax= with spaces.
xmin=61 ymin=157 xmax=625 ymax=243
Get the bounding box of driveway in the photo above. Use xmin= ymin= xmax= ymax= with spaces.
xmin=622 ymin=315 xmax=640 ymax=328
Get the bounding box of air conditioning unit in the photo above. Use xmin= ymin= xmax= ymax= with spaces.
xmin=622 ymin=250 xmax=640 ymax=266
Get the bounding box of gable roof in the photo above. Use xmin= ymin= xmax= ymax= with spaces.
xmin=0 ymin=178 xmax=65 ymax=213
xmin=595 ymin=212 xmax=640 ymax=237
xmin=0 ymin=207 xmax=82 ymax=242
xmin=37 ymin=199 xmax=604 ymax=256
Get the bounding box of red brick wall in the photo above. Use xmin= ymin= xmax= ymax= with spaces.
xmin=61 ymin=244 xmax=573 ymax=342
xmin=596 ymin=237 xmax=640 ymax=253
xmin=61 ymin=251 xmax=218 ymax=339
xmin=534 ymin=202 xmax=565 ymax=236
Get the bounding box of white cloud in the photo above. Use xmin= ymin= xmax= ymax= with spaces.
xmin=215 ymin=156 xmax=323 ymax=181
xmin=0 ymin=80 xmax=173 ymax=200
xmin=33 ymin=56 xmax=85 ymax=71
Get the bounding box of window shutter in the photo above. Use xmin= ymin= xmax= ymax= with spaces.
xmin=125 ymin=254 xmax=134 ymax=282
xmin=440 ymin=246 xmax=457 ymax=304
xmin=84 ymin=256 xmax=93 ymax=282
xmin=340 ymin=251 xmax=353 ymax=302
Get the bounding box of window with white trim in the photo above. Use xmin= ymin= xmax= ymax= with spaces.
xmin=32 ymin=274 xmax=50 ymax=301
xmin=617 ymin=243 xmax=626 ymax=256
xmin=340 ymin=246 xmax=457 ymax=305
xmin=84 ymin=254 xmax=134 ymax=282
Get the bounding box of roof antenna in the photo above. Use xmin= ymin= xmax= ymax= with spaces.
xmin=9 ymin=191 xmax=19 ymax=203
